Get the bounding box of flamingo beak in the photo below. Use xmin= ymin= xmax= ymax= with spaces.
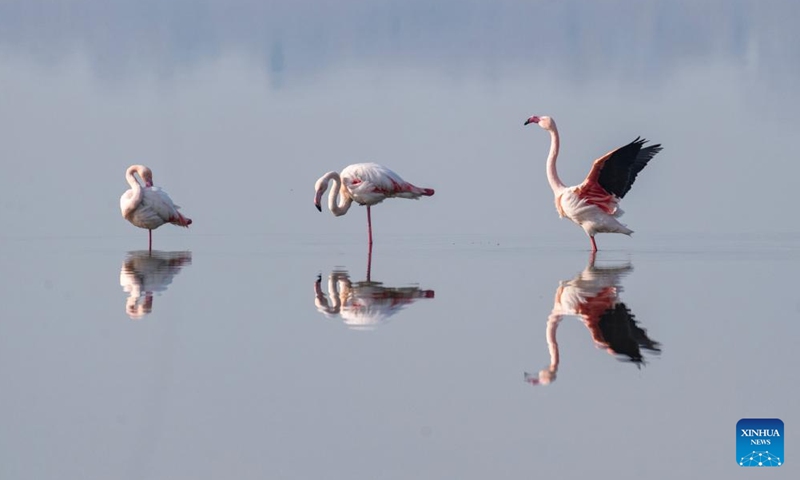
xmin=314 ymin=190 xmax=324 ymax=211
xmin=145 ymin=181 xmax=153 ymax=188
xmin=524 ymin=116 xmax=540 ymax=126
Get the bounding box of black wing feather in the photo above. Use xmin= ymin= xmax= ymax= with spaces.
xmin=597 ymin=137 xmax=663 ymax=198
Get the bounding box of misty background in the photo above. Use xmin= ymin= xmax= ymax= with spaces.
xmin=1 ymin=0 xmax=798 ymax=245
xmin=1 ymin=2 xmax=798 ymax=480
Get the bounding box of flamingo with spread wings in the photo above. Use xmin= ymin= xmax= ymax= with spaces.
xmin=313 ymin=162 xmax=434 ymax=245
xmin=524 ymin=116 xmax=663 ymax=252
xmin=120 ymin=165 xmax=192 ymax=251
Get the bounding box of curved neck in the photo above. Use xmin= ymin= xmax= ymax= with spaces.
xmin=545 ymin=125 xmax=566 ymax=193
xmin=330 ymin=178 xmax=353 ymax=216
xmin=325 ymin=173 xmax=353 ymax=216
xmin=125 ymin=165 xmax=144 ymax=203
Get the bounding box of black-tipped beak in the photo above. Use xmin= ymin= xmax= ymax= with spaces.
xmin=314 ymin=203 xmax=321 ymax=212
xmin=523 ymin=119 xmax=532 ymax=126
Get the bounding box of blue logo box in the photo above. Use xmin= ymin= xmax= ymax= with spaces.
xmin=737 ymin=418 xmax=784 ymax=467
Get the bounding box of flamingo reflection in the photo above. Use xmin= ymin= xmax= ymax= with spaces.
xmin=314 ymin=248 xmax=434 ymax=330
xmin=119 ymin=250 xmax=192 ymax=319
xmin=525 ymin=253 xmax=661 ymax=386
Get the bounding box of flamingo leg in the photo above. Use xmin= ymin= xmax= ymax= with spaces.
xmin=590 ymin=235 xmax=597 ymax=253
xmin=367 ymin=206 xmax=373 ymax=246
xmin=149 ymin=230 xmax=153 ymax=252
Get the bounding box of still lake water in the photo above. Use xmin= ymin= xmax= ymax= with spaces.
xmin=1 ymin=1 xmax=799 ymax=478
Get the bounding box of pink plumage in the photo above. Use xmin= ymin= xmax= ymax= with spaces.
xmin=120 ymin=164 xmax=192 ymax=251
xmin=313 ymin=162 xmax=434 ymax=245
xmin=524 ymin=115 xmax=662 ymax=252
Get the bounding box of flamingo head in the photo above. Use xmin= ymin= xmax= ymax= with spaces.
xmin=139 ymin=166 xmax=154 ymax=188
xmin=313 ymin=176 xmax=329 ymax=212
xmin=524 ymin=115 xmax=554 ymax=130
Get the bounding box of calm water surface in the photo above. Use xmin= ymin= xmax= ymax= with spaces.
xmin=1 ymin=1 xmax=799 ymax=478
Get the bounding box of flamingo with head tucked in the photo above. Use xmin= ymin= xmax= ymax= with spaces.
xmin=314 ymin=162 xmax=434 ymax=245
xmin=524 ymin=115 xmax=662 ymax=252
xmin=120 ymin=165 xmax=192 ymax=251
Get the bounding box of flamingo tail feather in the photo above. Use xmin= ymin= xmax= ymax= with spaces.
xmin=170 ymin=212 xmax=192 ymax=228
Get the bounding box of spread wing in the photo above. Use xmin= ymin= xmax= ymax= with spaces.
xmin=581 ymin=137 xmax=663 ymax=199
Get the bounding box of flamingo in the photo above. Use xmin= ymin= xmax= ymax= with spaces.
xmin=524 ymin=115 xmax=663 ymax=252
xmin=120 ymin=165 xmax=192 ymax=251
xmin=313 ymin=163 xmax=434 ymax=245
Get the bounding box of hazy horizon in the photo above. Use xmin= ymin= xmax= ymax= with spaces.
xmin=1 ymin=2 xmax=798 ymax=479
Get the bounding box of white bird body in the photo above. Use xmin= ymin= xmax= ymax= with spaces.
xmin=120 ymin=186 xmax=184 ymax=230
xmin=338 ymin=163 xmax=432 ymax=206
xmin=555 ymin=188 xmax=631 ymax=238
xmin=120 ymin=165 xmax=192 ymax=250
xmin=524 ymin=115 xmax=662 ymax=251
xmin=314 ymin=162 xmax=434 ymax=245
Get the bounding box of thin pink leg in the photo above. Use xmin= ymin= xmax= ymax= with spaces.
xmin=590 ymin=236 xmax=597 ymax=253
xmin=367 ymin=206 xmax=373 ymax=246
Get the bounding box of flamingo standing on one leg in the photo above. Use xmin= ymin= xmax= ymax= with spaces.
xmin=313 ymin=163 xmax=434 ymax=245
xmin=120 ymin=165 xmax=192 ymax=251
xmin=524 ymin=115 xmax=662 ymax=252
